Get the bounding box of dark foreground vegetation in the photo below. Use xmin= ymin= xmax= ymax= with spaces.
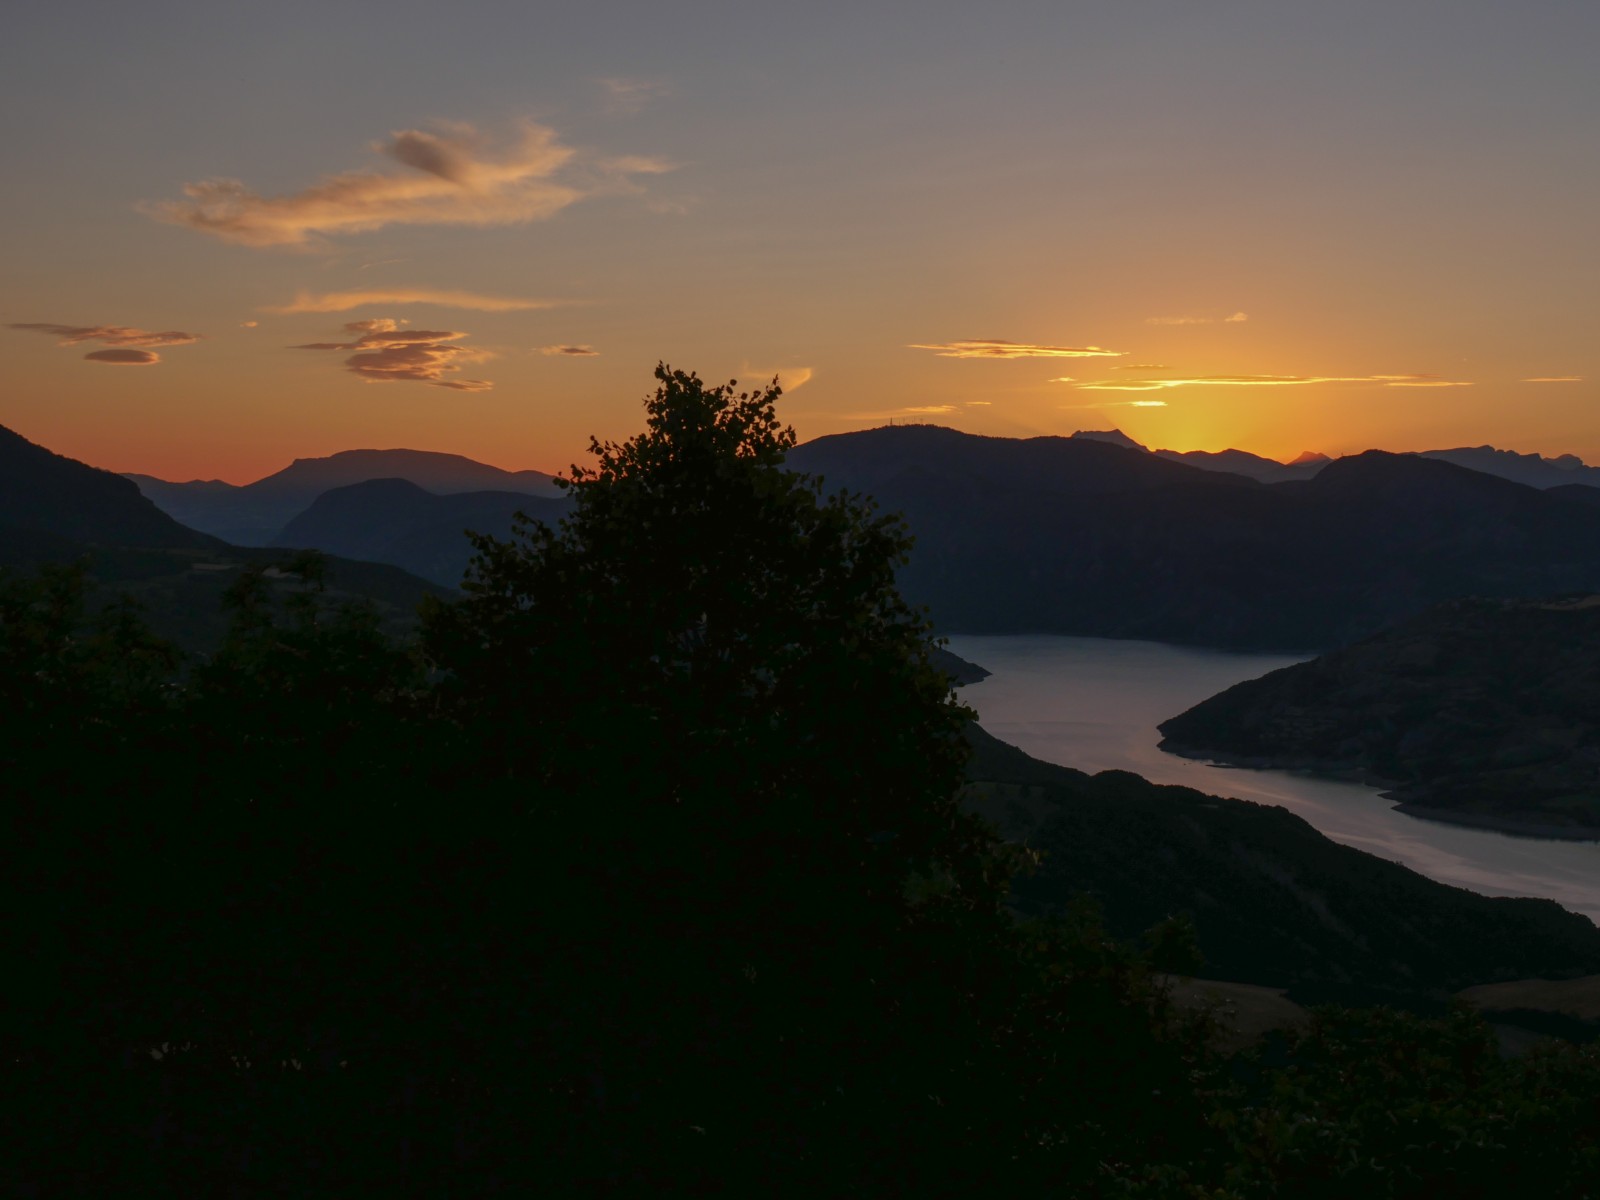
xmin=7 ymin=369 xmax=1600 ymax=1195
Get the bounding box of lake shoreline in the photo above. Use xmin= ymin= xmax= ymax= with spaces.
xmin=948 ymin=633 xmax=1600 ymax=922
xmin=1160 ymin=742 xmax=1600 ymax=844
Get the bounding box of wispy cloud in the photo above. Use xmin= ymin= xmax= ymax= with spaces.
xmin=240 ymin=320 xmax=259 ymax=328
xmin=1047 ymin=376 xmax=1076 ymax=383
xmin=144 ymin=120 xmax=669 ymax=248
xmin=1059 ymin=399 xmax=1168 ymax=409
xmin=1524 ymin=376 xmax=1584 ymax=383
xmin=266 ymin=287 xmax=563 ymax=314
xmin=84 ymin=348 xmax=160 ymax=365
xmin=1146 ymin=312 xmax=1250 ymax=326
xmin=910 ymin=339 xmax=1124 ymax=359
xmin=901 ymin=404 xmax=958 ymax=414
xmin=1115 ymin=363 xmax=1168 ymax=370
xmin=540 ymin=344 xmax=599 ymax=356
xmin=741 ymin=365 xmax=814 ymax=392
xmin=598 ymin=77 xmax=670 ymax=116
xmin=965 ymin=400 xmax=992 ymax=406
xmin=291 ymin=321 xmax=493 ymax=391
xmin=9 ymin=321 xmax=202 ymax=366
xmin=10 ymin=322 xmax=201 ymax=347
xmin=1076 ymin=373 xmax=1473 ymax=392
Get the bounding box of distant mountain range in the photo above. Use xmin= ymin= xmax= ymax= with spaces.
xmin=1158 ymin=595 xmax=1600 ymax=838
xmin=127 ymin=449 xmax=564 ymax=546
xmin=0 ymin=423 xmax=445 ymax=651
xmin=790 ymin=425 xmax=1600 ymax=650
xmin=1071 ymin=428 xmax=1600 ymax=489
xmin=112 ymin=426 xmax=1600 ymax=650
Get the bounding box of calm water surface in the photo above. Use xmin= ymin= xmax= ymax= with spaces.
xmin=948 ymin=634 xmax=1600 ymax=923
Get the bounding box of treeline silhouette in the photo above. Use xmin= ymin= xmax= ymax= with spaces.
xmin=6 ymin=368 xmax=1600 ymax=1196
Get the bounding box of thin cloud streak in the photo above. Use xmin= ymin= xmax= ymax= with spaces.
xmin=598 ymin=77 xmax=670 ymax=115
xmin=1524 ymin=376 xmax=1584 ymax=383
xmin=9 ymin=322 xmax=201 ymax=347
xmin=145 ymin=120 xmax=669 ymax=248
xmin=540 ymin=344 xmax=599 ymax=356
xmin=1146 ymin=312 xmax=1250 ymax=325
xmin=266 ymin=288 xmax=565 ymax=314
xmin=911 ymin=339 xmax=1124 ymax=359
xmin=1077 ymin=373 xmax=1473 ymax=391
xmin=1059 ymin=399 xmax=1168 ymax=409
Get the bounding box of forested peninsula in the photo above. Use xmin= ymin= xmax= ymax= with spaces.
xmin=1159 ymin=596 xmax=1600 ymax=839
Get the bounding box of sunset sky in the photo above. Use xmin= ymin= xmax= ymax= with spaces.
xmin=2 ymin=1 xmax=1595 ymax=482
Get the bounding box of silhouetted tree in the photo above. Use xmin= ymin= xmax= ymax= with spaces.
xmin=420 ymin=365 xmax=1022 ymax=1186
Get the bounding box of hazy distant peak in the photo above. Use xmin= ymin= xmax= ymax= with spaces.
xmin=1418 ymin=445 xmax=1600 ymax=490
xmin=1287 ymin=450 xmax=1330 ymax=466
xmin=1070 ymin=428 xmax=1149 ymax=453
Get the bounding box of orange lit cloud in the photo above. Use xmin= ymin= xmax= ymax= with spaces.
xmin=145 ymin=120 xmax=669 ymax=248
xmin=1076 ymin=373 xmax=1472 ymax=391
xmin=240 ymin=320 xmax=258 ymax=328
xmin=1524 ymin=376 xmax=1584 ymax=383
xmin=1145 ymin=312 xmax=1250 ymax=325
xmin=1060 ymin=398 xmax=1168 ymax=409
xmin=901 ymin=404 xmax=958 ymax=413
xmin=10 ymin=322 xmax=201 ymax=348
xmin=266 ymin=287 xmax=563 ymax=314
xmin=84 ymin=348 xmax=160 ymax=365
xmin=1115 ymin=363 xmax=1169 ymax=370
xmin=911 ymin=339 xmax=1124 ymax=359
xmin=742 ymin=364 xmax=814 ymax=392
xmin=540 ymin=344 xmax=599 ymax=356
xmin=291 ymin=322 xmax=493 ymax=391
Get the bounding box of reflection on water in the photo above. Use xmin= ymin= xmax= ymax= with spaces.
xmin=949 ymin=634 xmax=1600 ymax=923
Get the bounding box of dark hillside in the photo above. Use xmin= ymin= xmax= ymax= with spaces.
xmin=273 ymin=478 xmax=570 ymax=587
xmin=788 ymin=424 xmax=1259 ymax=497
xmin=964 ymin=724 xmax=1600 ymax=996
xmin=0 ymin=424 xmax=447 ymax=653
xmin=1 ymin=424 xmax=219 ymax=550
xmin=789 ymin=429 xmax=1600 ymax=650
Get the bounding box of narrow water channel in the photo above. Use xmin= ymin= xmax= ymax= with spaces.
xmin=948 ymin=634 xmax=1600 ymax=922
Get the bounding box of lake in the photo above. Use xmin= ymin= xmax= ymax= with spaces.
xmin=948 ymin=634 xmax=1600 ymax=923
